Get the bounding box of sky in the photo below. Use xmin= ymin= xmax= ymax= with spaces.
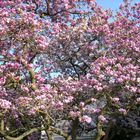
xmin=96 ymin=0 xmax=139 ymax=10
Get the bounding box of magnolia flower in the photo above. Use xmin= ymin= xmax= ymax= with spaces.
xmin=136 ymin=98 xmax=140 ymax=104
xmin=69 ymin=111 xmax=80 ymax=118
xmin=119 ymin=108 xmax=127 ymax=115
xmin=79 ymin=115 xmax=92 ymax=123
xmin=112 ymin=97 xmax=119 ymax=102
xmin=79 ymin=102 xmax=85 ymax=107
xmin=98 ymin=115 xmax=107 ymax=123
xmin=0 ymin=99 xmax=12 ymax=109
xmin=21 ymin=85 xmax=29 ymax=93
xmin=91 ymin=98 xmax=97 ymax=102
xmin=64 ymin=96 xmax=73 ymax=103
xmin=35 ymin=94 xmax=46 ymax=100
xmin=88 ymin=108 xmax=100 ymax=114
xmin=130 ymin=86 xmax=137 ymax=93
xmin=137 ymin=78 xmax=140 ymax=83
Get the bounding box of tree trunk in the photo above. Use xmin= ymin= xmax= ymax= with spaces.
xmin=71 ymin=119 xmax=79 ymax=140
xmin=102 ymin=121 xmax=113 ymax=140
xmin=46 ymin=130 xmax=54 ymax=140
xmin=94 ymin=121 xmax=105 ymax=140
xmin=65 ymin=136 xmax=71 ymax=140
xmin=95 ymin=133 xmax=103 ymax=140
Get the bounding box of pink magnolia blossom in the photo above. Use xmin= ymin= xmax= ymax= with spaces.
xmin=79 ymin=102 xmax=85 ymax=107
xmin=136 ymin=98 xmax=140 ymax=104
xmin=64 ymin=96 xmax=73 ymax=103
xmin=0 ymin=99 xmax=12 ymax=110
xmin=69 ymin=111 xmax=80 ymax=119
xmin=79 ymin=115 xmax=92 ymax=123
xmin=119 ymin=108 xmax=127 ymax=115
xmin=98 ymin=115 xmax=107 ymax=123
xmin=91 ymin=98 xmax=97 ymax=102
xmin=112 ymin=97 xmax=119 ymax=103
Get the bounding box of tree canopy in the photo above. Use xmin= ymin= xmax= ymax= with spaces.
xmin=0 ymin=0 xmax=140 ymax=140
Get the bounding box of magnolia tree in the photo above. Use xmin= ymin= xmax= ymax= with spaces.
xmin=0 ymin=0 xmax=140 ymax=140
